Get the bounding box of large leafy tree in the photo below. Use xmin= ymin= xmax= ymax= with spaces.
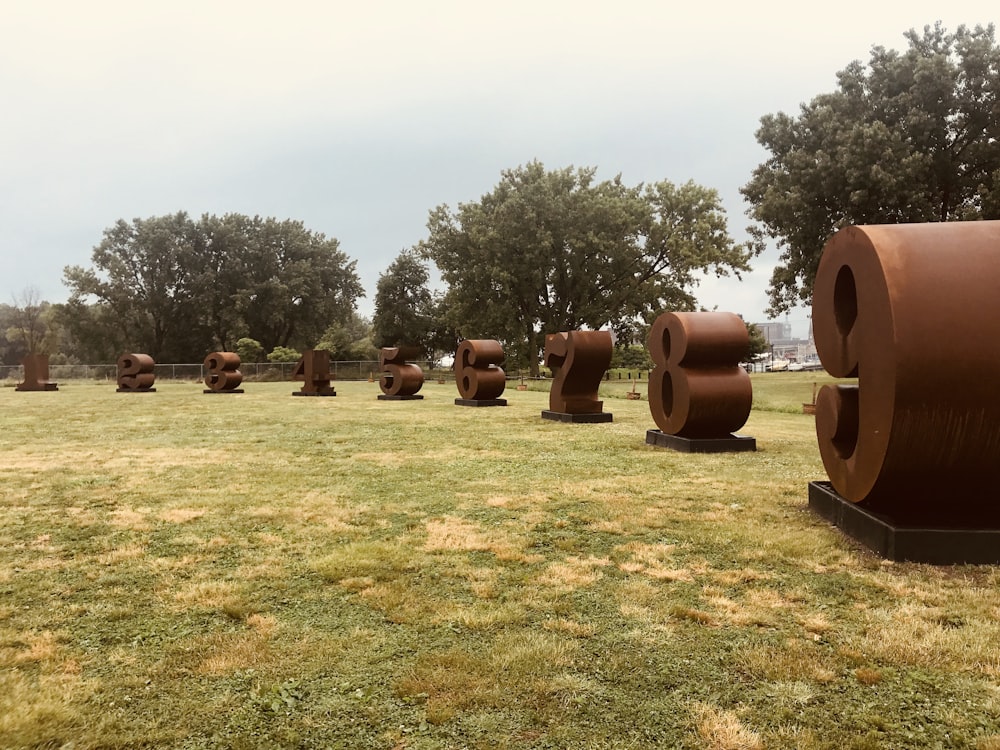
xmin=371 ymin=249 xmax=441 ymax=358
xmin=743 ymin=23 xmax=1000 ymax=314
xmin=63 ymin=213 xmax=206 ymax=361
xmin=63 ymin=213 xmax=363 ymax=361
xmin=212 ymin=215 xmax=363 ymax=354
xmin=420 ymin=161 xmax=751 ymax=375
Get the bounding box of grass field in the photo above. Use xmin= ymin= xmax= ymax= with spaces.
xmin=2 ymin=374 xmax=1000 ymax=749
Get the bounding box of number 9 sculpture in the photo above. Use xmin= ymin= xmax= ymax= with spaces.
xmin=811 ymin=221 xmax=1000 ymax=526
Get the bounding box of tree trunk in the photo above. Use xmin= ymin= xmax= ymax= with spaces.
xmin=527 ymin=326 xmax=540 ymax=378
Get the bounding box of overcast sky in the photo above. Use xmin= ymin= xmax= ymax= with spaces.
xmin=2 ymin=1 xmax=996 ymax=337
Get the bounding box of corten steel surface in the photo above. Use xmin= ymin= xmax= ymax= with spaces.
xmin=455 ymin=339 xmax=506 ymax=400
xmin=544 ymin=330 xmax=612 ymax=414
xmin=647 ymin=312 xmax=752 ymax=438
xmin=293 ymin=349 xmax=336 ymax=396
xmin=379 ymin=346 xmax=424 ymax=397
xmin=116 ymin=353 xmax=156 ymax=392
xmin=812 ymin=221 xmax=1000 ymax=516
xmin=15 ymin=354 xmax=58 ymax=391
xmin=203 ymin=351 xmax=244 ymax=393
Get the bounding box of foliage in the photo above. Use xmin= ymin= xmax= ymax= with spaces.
xmin=266 ymin=346 xmax=301 ymax=363
xmin=62 ymin=212 xmax=364 ymax=361
xmin=743 ymin=23 xmax=1000 ymax=314
xmin=745 ymin=322 xmax=769 ymax=359
xmin=315 ymin=312 xmax=379 ymax=361
xmin=371 ymin=249 xmax=444 ymax=358
xmin=235 ymin=337 xmax=264 ymax=363
xmin=610 ymin=344 xmax=653 ymax=370
xmin=5 ymin=287 xmax=59 ymax=359
xmin=420 ymin=161 xmax=752 ymax=375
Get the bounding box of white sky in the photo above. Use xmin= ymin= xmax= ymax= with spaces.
xmin=2 ymin=1 xmax=996 ymax=337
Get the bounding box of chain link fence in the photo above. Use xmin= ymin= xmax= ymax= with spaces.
xmin=0 ymin=361 xmax=449 ymax=383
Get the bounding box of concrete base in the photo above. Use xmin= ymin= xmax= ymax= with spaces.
xmin=455 ymin=398 xmax=507 ymax=407
xmin=116 ymin=388 xmax=156 ymax=393
xmin=645 ymin=429 xmax=756 ymax=453
xmin=808 ymin=481 xmax=1000 ymax=564
xmin=293 ymin=390 xmax=336 ymax=397
xmin=16 ymin=383 xmax=58 ymax=391
xmin=378 ymin=394 xmax=424 ymax=401
xmin=203 ymin=389 xmax=244 ymax=394
xmin=542 ymin=410 xmax=613 ymax=423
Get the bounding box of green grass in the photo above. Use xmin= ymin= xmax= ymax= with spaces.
xmin=2 ymin=376 xmax=999 ymax=749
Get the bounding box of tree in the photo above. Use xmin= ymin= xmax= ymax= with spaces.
xmin=420 ymin=161 xmax=752 ymax=375
xmin=7 ymin=288 xmax=58 ymax=358
xmin=316 ymin=312 xmax=379 ymax=361
xmin=63 ymin=212 xmax=207 ymax=361
xmin=63 ymin=213 xmax=365 ymax=361
xmin=742 ymin=23 xmax=1000 ymax=314
xmin=266 ymin=346 xmax=301 ymax=363
xmin=216 ymin=215 xmax=364 ymax=354
xmin=371 ymin=250 xmax=439 ymax=357
xmin=745 ymin=322 xmax=769 ymax=360
xmin=235 ymin=337 xmax=264 ymax=363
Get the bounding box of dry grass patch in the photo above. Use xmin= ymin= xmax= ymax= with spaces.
xmin=542 ymin=618 xmax=596 ymax=638
xmin=159 ymin=507 xmax=207 ymax=524
xmin=536 ymin=555 xmax=610 ymax=593
xmin=856 ymin=605 xmax=1000 ymax=672
xmin=97 ymin=543 xmax=147 ymax=566
xmin=194 ymin=617 xmax=279 ymax=675
xmin=109 ymin=506 xmax=153 ymax=530
xmin=424 ymin=516 xmax=531 ymax=562
xmin=691 ymin=702 xmax=763 ymax=750
xmin=170 ymin=580 xmax=244 ymax=610
xmin=0 ymin=669 xmax=94 ymax=745
xmin=735 ymin=638 xmax=838 ymax=684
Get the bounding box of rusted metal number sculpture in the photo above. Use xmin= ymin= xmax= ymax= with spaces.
xmin=116 ymin=353 xmax=156 ymax=392
xmin=812 ymin=222 xmax=1000 ymax=522
xmin=292 ymin=349 xmax=336 ymax=396
xmin=203 ymin=351 xmax=244 ymax=393
xmin=15 ymin=353 xmax=58 ymax=391
xmin=378 ymin=346 xmax=424 ymax=400
xmin=455 ymin=339 xmax=507 ymax=406
xmin=542 ymin=330 xmax=612 ymax=422
xmin=645 ymin=312 xmax=754 ymax=451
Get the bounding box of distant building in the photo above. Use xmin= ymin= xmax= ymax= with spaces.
xmin=754 ymin=321 xmax=791 ymax=343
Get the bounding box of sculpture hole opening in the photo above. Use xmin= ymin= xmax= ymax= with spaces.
xmin=834 ymin=265 xmax=857 ymax=337
xmin=662 ymin=371 xmax=673 ymax=417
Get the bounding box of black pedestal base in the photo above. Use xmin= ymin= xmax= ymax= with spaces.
xmin=542 ymin=410 xmax=613 ymax=423
xmin=117 ymin=388 xmax=156 ymax=393
xmin=455 ymin=398 xmax=507 ymax=407
xmin=645 ymin=430 xmax=756 ymax=453
xmin=16 ymin=384 xmax=58 ymax=391
xmin=808 ymin=481 xmax=1000 ymax=564
xmin=203 ymin=389 xmax=244 ymax=394
xmin=378 ymin=394 xmax=424 ymax=401
xmin=293 ymin=390 xmax=336 ymax=397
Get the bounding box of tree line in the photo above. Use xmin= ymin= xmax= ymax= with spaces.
xmin=7 ymin=23 xmax=997 ymax=369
